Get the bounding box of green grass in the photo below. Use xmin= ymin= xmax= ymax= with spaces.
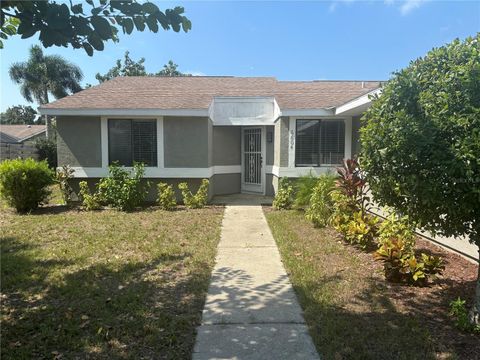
xmin=265 ymin=209 xmax=437 ymax=360
xmin=1 ymin=204 xmax=223 ymax=359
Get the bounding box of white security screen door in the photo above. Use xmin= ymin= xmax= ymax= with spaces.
xmin=242 ymin=127 xmax=264 ymax=193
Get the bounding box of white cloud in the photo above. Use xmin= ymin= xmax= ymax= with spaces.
xmin=400 ymin=0 xmax=427 ymax=15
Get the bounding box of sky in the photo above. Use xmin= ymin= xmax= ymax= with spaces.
xmin=0 ymin=0 xmax=479 ymax=112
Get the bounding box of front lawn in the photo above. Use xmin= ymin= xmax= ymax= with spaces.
xmin=265 ymin=209 xmax=479 ymax=360
xmin=1 ymin=205 xmax=223 ymax=359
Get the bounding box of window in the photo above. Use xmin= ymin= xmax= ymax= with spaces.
xmin=295 ymin=119 xmax=345 ymax=166
xmin=108 ymin=119 xmax=157 ymax=166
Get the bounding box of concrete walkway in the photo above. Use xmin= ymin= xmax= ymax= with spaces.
xmin=193 ymin=203 xmax=319 ymax=360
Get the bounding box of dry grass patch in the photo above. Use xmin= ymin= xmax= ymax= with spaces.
xmin=1 ymin=205 xmax=223 ymax=359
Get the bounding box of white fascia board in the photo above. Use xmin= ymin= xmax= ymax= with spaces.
xmin=38 ymin=108 xmax=209 ymax=117
xmin=280 ymin=108 xmax=334 ymax=117
xmin=67 ymin=165 xmax=242 ymax=178
xmin=334 ymin=88 xmax=382 ymax=116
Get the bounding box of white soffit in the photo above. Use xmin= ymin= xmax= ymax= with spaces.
xmin=334 ymin=88 xmax=382 ymax=116
xmin=209 ymin=96 xmax=281 ymax=125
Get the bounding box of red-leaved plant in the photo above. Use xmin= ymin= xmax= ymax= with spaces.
xmin=336 ymin=158 xmax=371 ymax=213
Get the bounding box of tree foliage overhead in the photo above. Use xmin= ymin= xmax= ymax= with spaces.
xmin=9 ymin=45 xmax=83 ymax=104
xmin=155 ymin=60 xmax=191 ymax=77
xmin=0 ymin=1 xmax=191 ymax=55
xmin=361 ymin=34 xmax=480 ymax=245
xmin=95 ymin=51 xmax=191 ymax=83
xmin=95 ymin=51 xmax=147 ymax=82
xmin=0 ymin=105 xmax=39 ymax=124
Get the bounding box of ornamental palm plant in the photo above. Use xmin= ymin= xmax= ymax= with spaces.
xmin=9 ymin=45 xmax=83 ymax=137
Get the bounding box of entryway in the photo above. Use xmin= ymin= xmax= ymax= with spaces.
xmin=241 ymin=126 xmax=265 ymax=194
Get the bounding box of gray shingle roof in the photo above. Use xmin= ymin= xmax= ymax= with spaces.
xmin=40 ymin=76 xmax=382 ymax=111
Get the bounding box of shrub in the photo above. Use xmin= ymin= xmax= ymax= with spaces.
xmin=449 ymin=297 xmax=480 ymax=333
xmin=344 ymin=211 xmax=379 ymax=249
xmin=305 ymin=174 xmax=336 ymax=227
xmin=378 ymin=213 xmax=416 ymax=248
xmin=336 ymin=158 xmax=369 ymax=212
xmin=178 ymin=179 xmax=209 ymax=209
xmin=294 ymin=173 xmax=319 ymax=209
xmin=78 ymin=181 xmax=102 ymax=211
xmin=330 ymin=190 xmax=357 ymax=236
xmin=56 ymin=165 xmax=75 ymax=205
xmin=35 ymin=138 xmax=57 ymax=169
xmin=157 ymin=182 xmax=176 ymax=210
xmin=0 ymin=158 xmax=54 ymax=213
xmin=375 ymin=238 xmax=444 ymax=285
xmin=97 ymin=162 xmax=149 ymax=211
xmin=273 ymin=178 xmax=294 ymax=210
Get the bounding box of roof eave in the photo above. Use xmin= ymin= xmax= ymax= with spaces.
xmin=38 ymin=108 xmax=210 ymax=117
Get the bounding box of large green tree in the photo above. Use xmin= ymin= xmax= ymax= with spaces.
xmin=9 ymin=45 xmax=83 ymax=137
xmin=0 ymin=105 xmax=39 ymax=124
xmin=361 ymin=34 xmax=480 ymax=324
xmin=95 ymin=51 xmax=190 ymax=83
xmin=155 ymin=60 xmax=191 ymax=77
xmin=0 ymin=1 xmax=191 ymax=55
xmin=95 ymin=51 xmax=147 ymax=82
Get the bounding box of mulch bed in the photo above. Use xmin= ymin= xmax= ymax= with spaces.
xmin=345 ymin=234 xmax=479 ymax=359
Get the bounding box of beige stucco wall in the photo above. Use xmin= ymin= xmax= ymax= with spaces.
xmin=274 ymin=116 xmax=289 ymax=167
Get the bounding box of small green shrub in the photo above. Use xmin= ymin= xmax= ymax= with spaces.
xmin=330 ymin=190 xmax=357 ymax=236
xmin=97 ymin=162 xmax=149 ymax=211
xmin=56 ymin=165 xmax=75 ymax=205
xmin=378 ymin=213 xmax=416 ymax=249
xmin=35 ymin=137 xmax=57 ymax=169
xmin=157 ymin=182 xmax=176 ymax=210
xmin=273 ymin=178 xmax=294 ymax=210
xmin=78 ymin=181 xmax=102 ymax=211
xmin=375 ymin=238 xmax=444 ymax=285
xmin=449 ymin=297 xmax=480 ymax=333
xmin=178 ymin=179 xmax=209 ymax=209
xmin=0 ymin=158 xmax=54 ymax=213
xmin=305 ymin=174 xmax=336 ymax=227
xmin=294 ymin=173 xmax=319 ymax=209
xmin=344 ymin=211 xmax=379 ymax=249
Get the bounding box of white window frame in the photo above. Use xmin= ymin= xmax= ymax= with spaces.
xmin=288 ymin=116 xmax=352 ymax=169
xmin=101 ymin=116 xmax=164 ymax=169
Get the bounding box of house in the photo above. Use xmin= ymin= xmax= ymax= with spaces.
xmin=0 ymin=124 xmax=46 ymax=144
xmin=0 ymin=124 xmax=46 ymax=161
xmin=38 ymin=76 xmax=381 ymax=199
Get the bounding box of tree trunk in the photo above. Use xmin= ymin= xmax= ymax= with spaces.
xmin=43 ymin=89 xmax=52 ymax=140
xmin=470 ymin=248 xmax=480 ymax=325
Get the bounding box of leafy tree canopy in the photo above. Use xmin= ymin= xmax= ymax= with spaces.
xmin=95 ymin=51 xmax=147 ymax=82
xmin=361 ymin=34 xmax=480 ymax=244
xmin=95 ymin=51 xmax=191 ymax=83
xmin=0 ymin=105 xmax=40 ymax=124
xmin=156 ymin=60 xmax=191 ymax=77
xmin=9 ymin=45 xmax=83 ymax=104
xmin=0 ymin=1 xmax=191 ymax=55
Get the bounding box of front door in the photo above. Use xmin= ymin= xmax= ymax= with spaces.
xmin=241 ymin=127 xmax=264 ymax=193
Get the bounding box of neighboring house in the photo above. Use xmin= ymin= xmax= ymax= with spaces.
xmin=0 ymin=124 xmax=46 ymax=145
xmin=38 ymin=76 xmax=381 ymax=199
xmin=0 ymin=124 xmax=46 ymax=160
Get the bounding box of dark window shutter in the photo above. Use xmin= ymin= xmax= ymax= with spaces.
xmin=108 ymin=119 xmax=133 ymax=166
xmin=295 ymin=120 xmax=320 ymax=166
xmin=133 ymin=120 xmax=157 ymax=166
xmin=295 ymin=119 xmax=345 ymax=167
xmin=108 ymin=119 xmax=157 ymax=167
xmin=320 ymin=121 xmax=345 ymax=165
